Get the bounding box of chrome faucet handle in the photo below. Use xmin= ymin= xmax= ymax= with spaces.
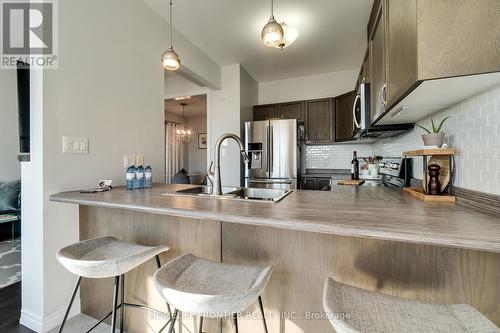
xmin=241 ymin=151 xmax=250 ymax=164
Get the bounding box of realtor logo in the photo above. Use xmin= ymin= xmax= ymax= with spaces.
xmin=1 ymin=0 xmax=58 ymax=68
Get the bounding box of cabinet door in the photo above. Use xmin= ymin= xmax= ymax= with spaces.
xmin=335 ymin=91 xmax=356 ymax=142
xmin=301 ymin=178 xmax=316 ymax=190
xmin=370 ymin=2 xmax=386 ymax=123
xmin=277 ymin=101 xmax=304 ymax=122
xmin=305 ymin=99 xmax=334 ymax=144
xmin=386 ymin=0 xmax=417 ymax=106
xmin=253 ymin=105 xmax=276 ymax=121
xmin=317 ymin=178 xmax=331 ymax=191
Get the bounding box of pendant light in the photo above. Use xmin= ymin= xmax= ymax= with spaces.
xmin=274 ymin=22 xmax=299 ymax=49
xmin=261 ymin=0 xmax=284 ymax=47
xmin=176 ymin=103 xmax=193 ymax=143
xmin=161 ymin=0 xmax=181 ymax=71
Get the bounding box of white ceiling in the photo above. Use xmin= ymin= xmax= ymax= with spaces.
xmin=144 ymin=0 xmax=373 ymax=82
xmin=165 ymin=94 xmax=207 ymax=118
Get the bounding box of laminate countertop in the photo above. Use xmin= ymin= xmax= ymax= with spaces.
xmin=50 ymin=184 xmax=500 ymax=253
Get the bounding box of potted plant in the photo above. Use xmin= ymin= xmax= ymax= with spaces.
xmin=417 ymin=117 xmax=450 ymax=148
xmin=363 ymin=156 xmax=382 ymax=176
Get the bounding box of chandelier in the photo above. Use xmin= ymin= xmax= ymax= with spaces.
xmin=176 ymin=103 xmax=193 ymax=143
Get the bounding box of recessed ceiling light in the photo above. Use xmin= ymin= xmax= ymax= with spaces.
xmin=174 ymin=96 xmax=192 ymax=101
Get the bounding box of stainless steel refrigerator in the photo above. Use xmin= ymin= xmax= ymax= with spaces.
xmin=245 ymin=119 xmax=298 ymax=189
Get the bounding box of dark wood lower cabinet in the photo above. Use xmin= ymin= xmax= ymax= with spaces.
xmin=301 ymin=177 xmax=331 ymax=190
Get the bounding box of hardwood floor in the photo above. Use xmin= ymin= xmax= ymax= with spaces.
xmin=0 ymin=282 xmax=35 ymax=333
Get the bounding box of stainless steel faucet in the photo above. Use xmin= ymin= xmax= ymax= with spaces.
xmin=207 ymin=133 xmax=249 ymax=196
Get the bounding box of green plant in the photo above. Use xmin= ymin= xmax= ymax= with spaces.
xmin=417 ymin=117 xmax=450 ymax=134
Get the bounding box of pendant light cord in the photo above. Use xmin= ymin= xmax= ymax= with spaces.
xmin=271 ymin=0 xmax=274 ymax=18
xmin=169 ymin=0 xmax=174 ymax=49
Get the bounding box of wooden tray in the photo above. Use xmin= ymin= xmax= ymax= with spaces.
xmin=337 ymin=179 xmax=365 ymax=186
xmin=403 ymin=187 xmax=456 ymax=203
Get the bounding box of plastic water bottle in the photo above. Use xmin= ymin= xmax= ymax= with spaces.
xmin=144 ymin=165 xmax=153 ymax=188
xmin=126 ymin=165 xmax=135 ymax=190
xmin=135 ymin=164 xmax=145 ymax=189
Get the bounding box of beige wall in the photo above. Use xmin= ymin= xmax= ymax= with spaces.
xmin=187 ymin=115 xmax=208 ymax=184
xmin=258 ymin=69 xmax=358 ymax=105
xmin=0 ymin=69 xmax=20 ymax=182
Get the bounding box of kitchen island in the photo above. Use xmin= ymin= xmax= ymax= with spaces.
xmin=51 ymin=185 xmax=500 ymax=332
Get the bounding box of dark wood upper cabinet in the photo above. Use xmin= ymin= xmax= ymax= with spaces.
xmin=277 ymin=101 xmax=304 ymax=122
xmin=386 ymin=0 xmax=417 ymax=106
xmin=253 ymin=104 xmax=276 ymax=121
xmin=305 ymin=98 xmax=334 ymax=144
xmin=365 ymin=0 xmax=500 ymax=125
xmin=335 ymin=91 xmax=356 ymax=142
xmin=369 ymin=3 xmax=386 ymax=122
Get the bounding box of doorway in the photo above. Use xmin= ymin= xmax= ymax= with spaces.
xmin=164 ymin=94 xmax=208 ymax=185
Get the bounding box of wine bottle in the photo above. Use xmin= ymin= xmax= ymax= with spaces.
xmin=351 ymin=151 xmax=359 ymax=180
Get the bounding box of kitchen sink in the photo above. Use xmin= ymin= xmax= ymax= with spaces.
xmin=163 ymin=186 xmax=292 ymax=203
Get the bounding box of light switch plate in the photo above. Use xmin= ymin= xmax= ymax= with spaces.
xmin=63 ymin=136 xmax=89 ymax=154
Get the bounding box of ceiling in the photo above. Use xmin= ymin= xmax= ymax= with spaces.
xmin=165 ymin=94 xmax=207 ymax=118
xmin=144 ymin=0 xmax=373 ymax=82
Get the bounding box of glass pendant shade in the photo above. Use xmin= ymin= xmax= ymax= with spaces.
xmin=162 ymin=48 xmax=181 ymax=71
xmin=261 ymin=16 xmax=284 ymax=47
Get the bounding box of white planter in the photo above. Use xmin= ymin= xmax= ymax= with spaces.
xmin=422 ymin=133 xmax=445 ymax=147
xmin=368 ymin=164 xmax=379 ymax=176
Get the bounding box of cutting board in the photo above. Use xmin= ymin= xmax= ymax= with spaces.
xmin=337 ymin=179 xmax=365 ymax=186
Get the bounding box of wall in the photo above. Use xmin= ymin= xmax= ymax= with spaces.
xmin=21 ymin=0 xmax=221 ymax=331
xmin=305 ymin=144 xmax=373 ymax=170
xmin=374 ymin=85 xmax=500 ymax=195
xmin=0 ymin=69 xmax=21 ymax=182
xmin=209 ymin=65 xmax=242 ymax=187
xmin=187 ymin=115 xmax=207 ymax=184
xmin=258 ymin=69 xmax=358 ymax=105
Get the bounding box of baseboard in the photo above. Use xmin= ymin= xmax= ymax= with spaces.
xmin=20 ymin=295 xmax=81 ymax=333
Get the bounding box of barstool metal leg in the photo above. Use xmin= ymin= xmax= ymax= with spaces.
xmin=120 ymin=274 xmax=125 ymax=333
xmin=168 ymin=309 xmax=179 ymax=333
xmin=111 ymin=276 xmax=120 ymax=333
xmin=198 ymin=316 xmax=203 ymax=333
xmin=231 ymin=313 xmax=239 ymax=333
xmin=58 ymin=276 xmax=82 ymax=333
xmin=258 ymin=296 xmax=269 ymax=333
xmin=155 ymin=255 xmax=174 ymax=318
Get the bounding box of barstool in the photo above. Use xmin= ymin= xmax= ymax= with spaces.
xmin=153 ymin=254 xmax=273 ymax=333
xmin=323 ymin=277 xmax=500 ymax=333
xmin=56 ymin=236 xmax=170 ymax=333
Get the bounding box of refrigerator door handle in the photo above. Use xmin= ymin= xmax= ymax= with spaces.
xmin=266 ymin=125 xmax=270 ymax=177
xmin=269 ymin=125 xmax=274 ymax=176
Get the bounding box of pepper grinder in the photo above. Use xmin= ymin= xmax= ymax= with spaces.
xmin=428 ymin=164 xmax=441 ymax=195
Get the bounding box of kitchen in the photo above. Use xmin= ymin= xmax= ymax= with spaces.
xmin=2 ymin=0 xmax=500 ymax=333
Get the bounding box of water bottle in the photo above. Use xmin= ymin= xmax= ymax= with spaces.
xmin=144 ymin=165 xmax=153 ymax=188
xmin=126 ymin=165 xmax=135 ymax=190
xmin=135 ymin=164 xmax=145 ymax=189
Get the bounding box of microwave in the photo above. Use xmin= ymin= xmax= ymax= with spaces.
xmin=353 ymin=82 xmax=371 ymax=137
xmin=353 ymin=82 xmax=413 ymax=139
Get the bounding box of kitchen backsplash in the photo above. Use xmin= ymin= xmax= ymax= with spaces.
xmin=305 ymin=84 xmax=500 ymax=195
xmin=305 ymin=144 xmax=373 ymax=170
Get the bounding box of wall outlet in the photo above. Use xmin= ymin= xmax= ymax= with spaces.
xmin=63 ymin=136 xmax=89 ymax=154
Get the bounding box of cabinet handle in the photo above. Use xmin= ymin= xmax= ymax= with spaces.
xmin=352 ymin=94 xmax=361 ymax=129
xmin=378 ymin=83 xmax=388 ymax=106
